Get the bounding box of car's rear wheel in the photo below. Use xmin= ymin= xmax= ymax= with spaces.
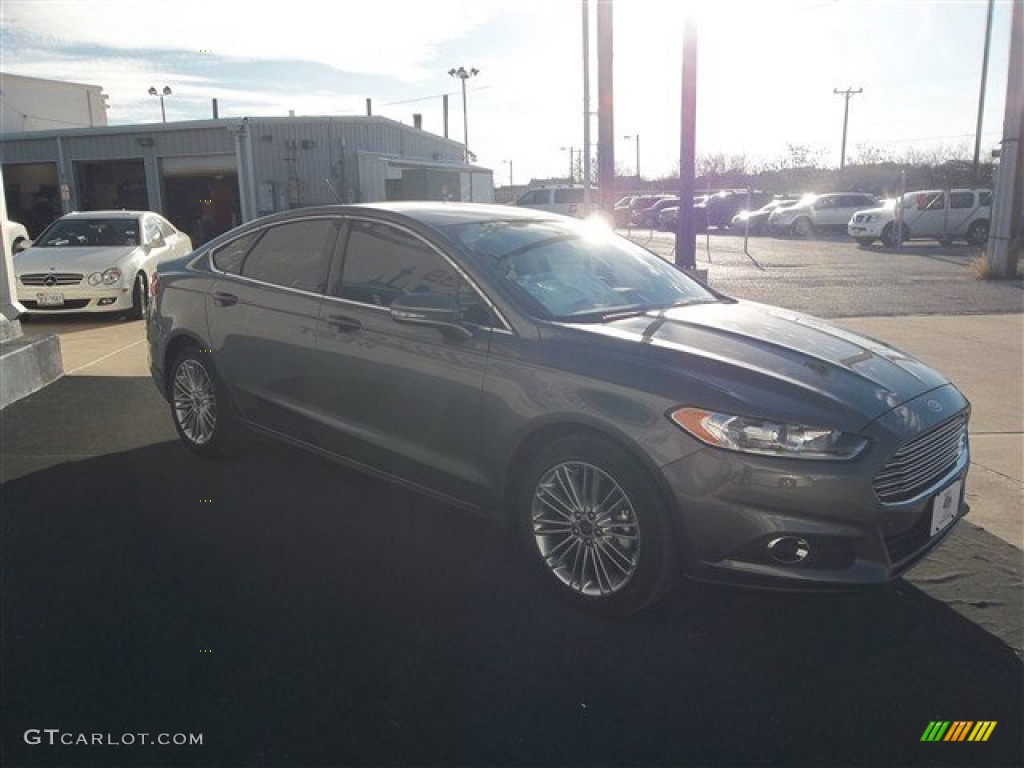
xmin=169 ymin=347 xmax=244 ymax=457
xmin=518 ymin=435 xmax=675 ymax=616
xmin=791 ymin=217 xmax=813 ymax=237
xmin=127 ymin=272 xmax=147 ymax=320
xmin=966 ymin=220 xmax=989 ymax=246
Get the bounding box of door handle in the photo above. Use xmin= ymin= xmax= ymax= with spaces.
xmin=212 ymin=291 xmax=238 ymax=307
xmin=327 ymin=314 xmax=362 ymax=333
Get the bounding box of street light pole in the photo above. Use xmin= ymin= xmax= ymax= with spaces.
xmin=148 ymin=85 xmax=172 ymax=123
xmin=448 ymin=67 xmax=479 ymax=164
xmin=624 ymin=134 xmax=640 ymax=180
xmin=560 ymin=146 xmax=577 ymax=184
xmin=504 ymin=159 xmax=513 ymax=187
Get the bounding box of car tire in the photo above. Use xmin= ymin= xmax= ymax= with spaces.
xmin=791 ymin=217 xmax=813 ymax=237
xmin=881 ymin=222 xmax=909 ymax=247
xmin=168 ymin=346 xmax=245 ymax=458
xmin=517 ymin=434 xmax=676 ymax=616
xmin=855 ymin=237 xmax=875 ymax=247
xmin=966 ymin=220 xmax=989 ymax=246
xmin=126 ymin=272 xmax=147 ymax=320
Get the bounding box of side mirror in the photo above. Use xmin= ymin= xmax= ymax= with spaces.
xmin=13 ymin=239 xmax=32 ymax=254
xmin=149 ymin=233 xmax=166 ymax=249
xmin=390 ymin=293 xmax=472 ymax=341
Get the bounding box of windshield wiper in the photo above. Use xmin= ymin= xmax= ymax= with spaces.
xmin=565 ymin=297 xmax=719 ymax=324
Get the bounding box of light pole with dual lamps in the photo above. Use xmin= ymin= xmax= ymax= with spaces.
xmin=448 ymin=67 xmax=479 ymax=164
xmin=148 ymin=85 xmax=172 ymax=123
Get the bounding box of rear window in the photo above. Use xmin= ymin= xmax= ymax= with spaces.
xmin=212 ymin=231 xmax=258 ymax=274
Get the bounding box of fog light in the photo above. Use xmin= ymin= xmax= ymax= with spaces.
xmin=767 ymin=536 xmax=811 ymax=564
xmin=98 ymin=297 xmax=117 ymax=306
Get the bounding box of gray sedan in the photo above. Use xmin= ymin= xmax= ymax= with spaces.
xmin=148 ymin=203 xmax=969 ymax=615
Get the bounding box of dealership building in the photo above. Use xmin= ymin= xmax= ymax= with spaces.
xmin=0 ymin=114 xmax=493 ymax=245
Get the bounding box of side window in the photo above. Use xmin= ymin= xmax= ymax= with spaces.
xmin=212 ymin=231 xmax=258 ymax=274
xmin=919 ymin=192 xmax=944 ymax=211
xmin=240 ymin=219 xmax=334 ymax=292
xmin=144 ymin=218 xmax=163 ymax=245
xmin=979 ymin=191 xmax=992 ymax=207
xmin=814 ymin=197 xmax=834 ymax=210
xmin=554 ymin=188 xmax=584 ymax=204
xmin=949 ymin=192 xmax=974 ymax=209
xmin=518 ymin=190 xmax=542 ymax=206
xmin=157 ymin=218 xmax=177 ymax=238
xmin=334 ymin=221 xmax=493 ymax=325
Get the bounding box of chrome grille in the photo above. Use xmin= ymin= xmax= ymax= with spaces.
xmin=20 ymin=273 xmax=83 ymax=286
xmin=874 ymin=415 xmax=968 ymax=503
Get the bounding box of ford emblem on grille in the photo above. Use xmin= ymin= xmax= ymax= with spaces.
xmin=926 ymin=400 xmax=943 ymax=413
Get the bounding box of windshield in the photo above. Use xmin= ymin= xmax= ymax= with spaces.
xmin=35 ymin=218 xmax=140 ymax=248
xmin=446 ymin=218 xmax=718 ymax=321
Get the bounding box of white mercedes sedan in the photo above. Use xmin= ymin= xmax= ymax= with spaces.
xmin=14 ymin=210 xmax=192 ymax=318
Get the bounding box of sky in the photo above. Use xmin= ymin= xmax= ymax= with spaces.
xmin=0 ymin=0 xmax=1016 ymax=186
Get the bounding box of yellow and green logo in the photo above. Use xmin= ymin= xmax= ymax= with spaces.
xmin=921 ymin=721 xmax=997 ymax=742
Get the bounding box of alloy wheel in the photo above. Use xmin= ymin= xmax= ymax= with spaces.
xmin=531 ymin=461 xmax=640 ymax=597
xmin=172 ymin=358 xmax=218 ymax=445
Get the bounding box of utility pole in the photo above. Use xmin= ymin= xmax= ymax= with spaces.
xmin=675 ymin=16 xmax=697 ymax=271
xmin=833 ymin=87 xmax=862 ymax=171
xmin=987 ymin=0 xmax=1022 ymax=278
xmin=582 ymin=0 xmax=593 ymax=211
xmin=973 ymin=0 xmax=995 ymax=184
xmin=597 ymin=0 xmax=614 ymax=213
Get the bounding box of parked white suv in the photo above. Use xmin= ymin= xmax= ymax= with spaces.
xmin=848 ymin=189 xmax=992 ymax=246
xmin=768 ymin=193 xmax=879 ymax=237
xmin=515 ymin=186 xmax=597 ymax=218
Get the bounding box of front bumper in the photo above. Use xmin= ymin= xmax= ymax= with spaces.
xmin=848 ymin=222 xmax=886 ymax=239
xmin=658 ymin=387 xmax=970 ymax=589
xmin=17 ymin=283 xmax=134 ymax=314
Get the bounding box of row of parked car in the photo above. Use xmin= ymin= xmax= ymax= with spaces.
xmin=610 ymin=188 xmax=993 ymax=247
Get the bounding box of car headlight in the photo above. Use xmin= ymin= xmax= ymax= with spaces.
xmin=669 ymin=407 xmax=868 ymax=460
xmin=89 ymin=268 xmax=122 ymax=286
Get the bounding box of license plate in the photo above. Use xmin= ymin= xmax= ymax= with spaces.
xmin=930 ymin=480 xmax=962 ymax=536
xmin=36 ymin=292 xmax=64 ymax=306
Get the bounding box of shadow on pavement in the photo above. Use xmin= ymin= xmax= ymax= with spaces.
xmin=1 ymin=379 xmax=1021 ymax=767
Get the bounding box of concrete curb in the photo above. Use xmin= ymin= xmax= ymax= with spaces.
xmin=0 ymin=333 xmax=63 ymax=409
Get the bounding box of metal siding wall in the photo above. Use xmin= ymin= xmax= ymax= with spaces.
xmin=0 ymin=137 xmax=60 ymax=164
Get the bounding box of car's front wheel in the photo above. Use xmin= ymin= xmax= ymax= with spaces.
xmin=126 ymin=272 xmax=148 ymax=320
xmin=168 ymin=347 xmax=244 ymax=457
xmin=518 ymin=434 xmax=676 ymax=615
xmin=966 ymin=220 xmax=989 ymax=246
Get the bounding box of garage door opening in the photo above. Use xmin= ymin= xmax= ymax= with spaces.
xmin=2 ymin=162 xmax=60 ymax=237
xmin=161 ymin=155 xmax=240 ymax=247
xmin=76 ymin=159 xmax=149 ymax=212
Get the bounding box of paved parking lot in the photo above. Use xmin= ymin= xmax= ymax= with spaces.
xmin=2 ymin=234 xmax=1021 ymax=766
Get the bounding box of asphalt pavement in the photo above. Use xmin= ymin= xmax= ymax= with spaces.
xmin=2 ymin=237 xmax=1022 ymax=767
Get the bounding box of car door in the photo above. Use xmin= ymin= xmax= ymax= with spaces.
xmin=946 ymin=191 xmax=978 ymax=235
xmin=309 ymin=216 xmax=495 ymax=506
xmin=205 ymin=216 xmax=337 ymax=438
xmin=907 ymin=191 xmax=946 ymax=236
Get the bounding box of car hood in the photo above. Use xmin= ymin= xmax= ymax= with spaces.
xmin=14 ymin=246 xmax=139 ymax=274
xmin=565 ymin=300 xmax=950 ymax=426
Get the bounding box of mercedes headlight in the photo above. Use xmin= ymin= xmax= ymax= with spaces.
xmin=101 ymin=267 xmax=122 ymax=286
xmin=670 ymin=407 xmax=868 ymax=460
